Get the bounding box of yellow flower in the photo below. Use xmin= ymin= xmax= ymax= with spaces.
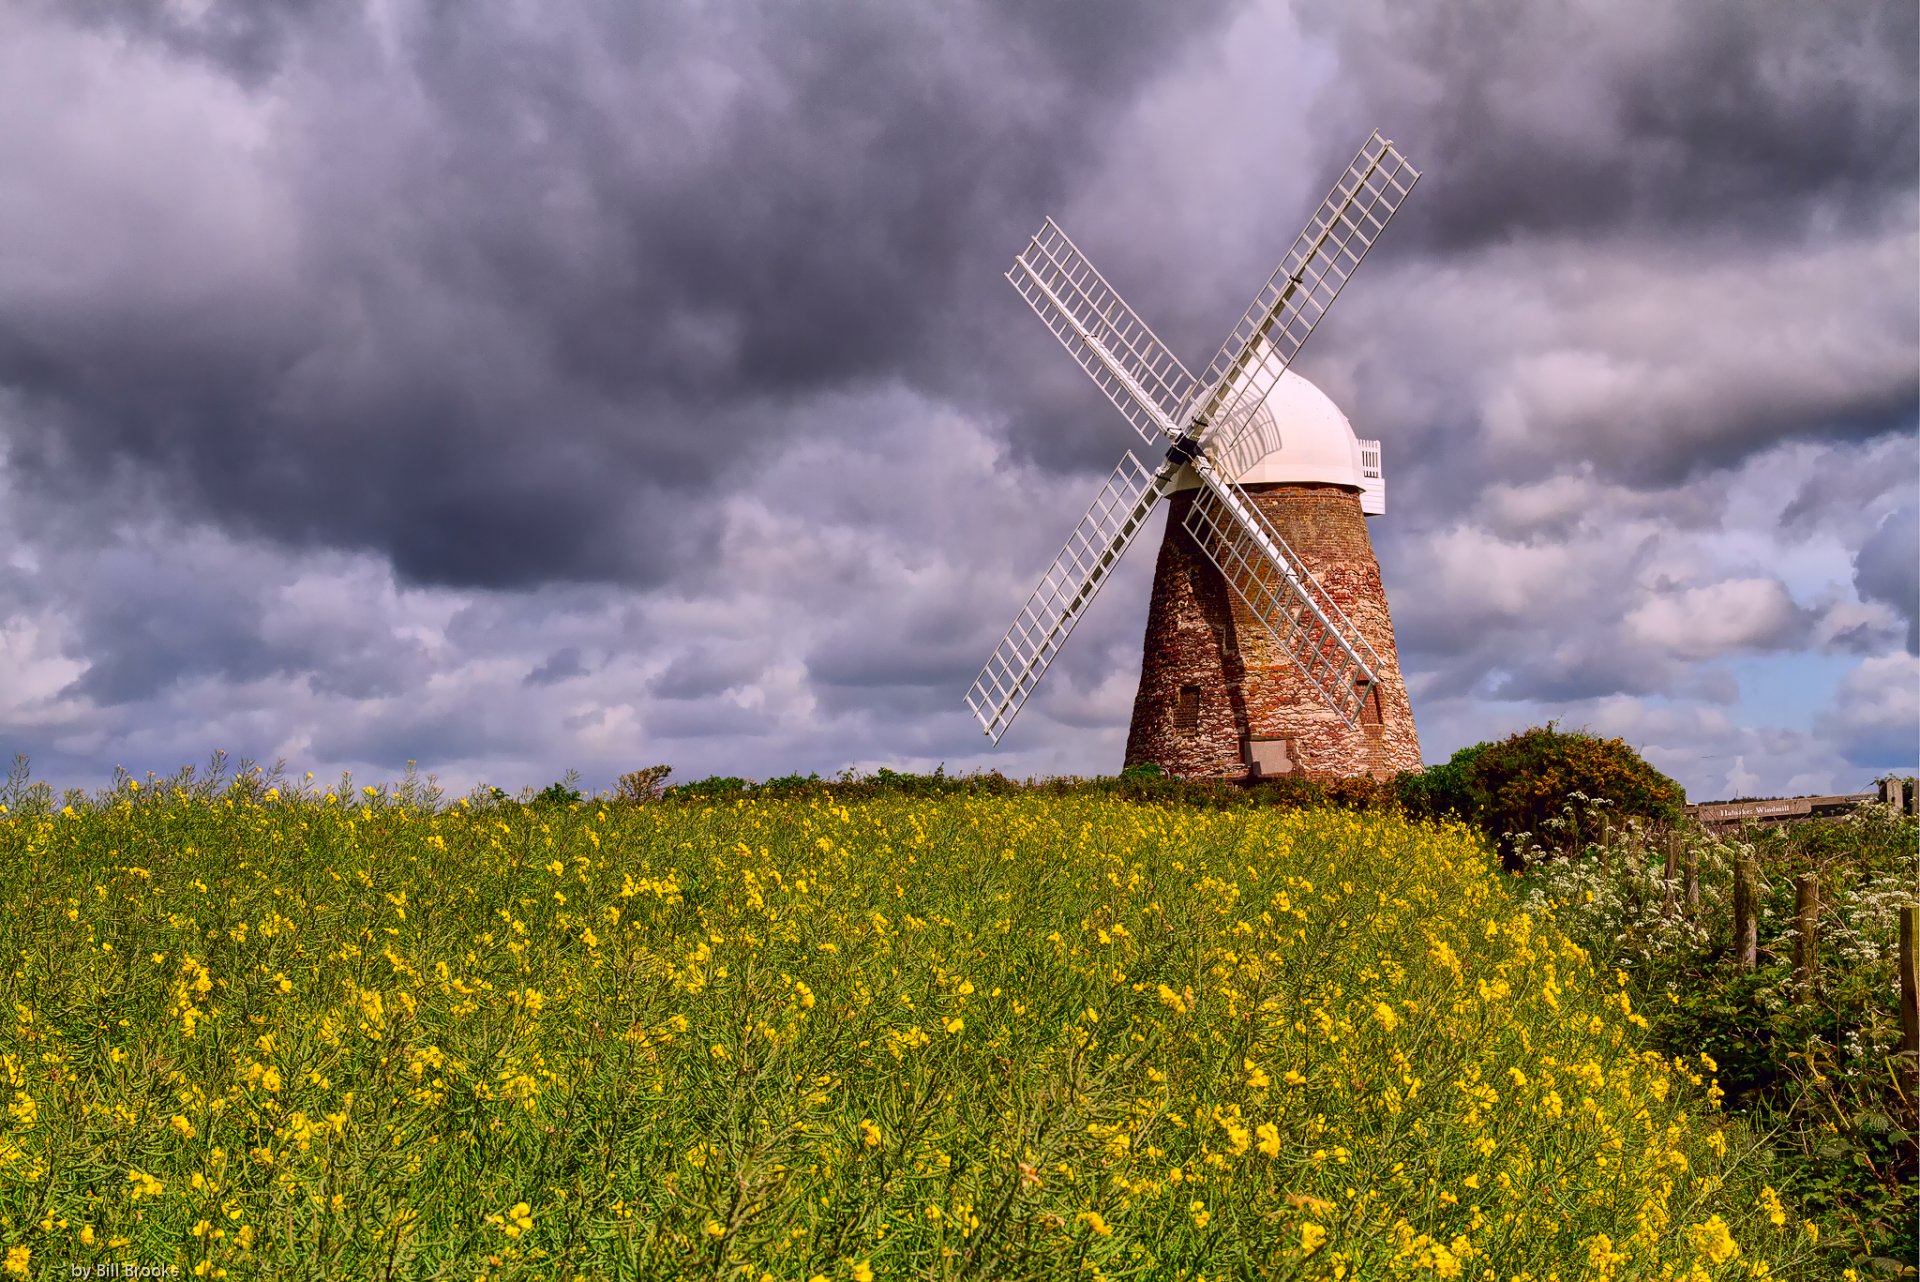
xmin=3 ymin=1245 xmax=25 ymax=1276
xmin=171 ymin=1114 xmax=195 ymax=1138
xmin=943 ymin=1017 xmax=964 ymax=1035
xmin=1372 ymin=1002 xmax=1399 ymax=1032
xmin=1080 ymin=1210 xmax=1112 ymax=1236
xmin=1190 ymin=1201 xmax=1210 ymax=1229
xmin=703 ymin=1221 xmax=725 ymax=1239
xmin=79 ymin=1227 xmax=95 ymax=1247
xmin=1684 ymin=1215 xmax=1740 ymax=1264
xmin=1299 ymin=1222 xmax=1327 ymax=1256
xmin=487 ymin=1202 xmax=534 ymax=1238
xmin=860 ymin=1119 xmax=883 ymax=1148
xmin=1758 ymin=1186 xmax=1786 ymax=1228
xmin=852 ymin=1263 xmax=874 ymax=1282
xmin=1283 ymin=1069 xmax=1307 ymax=1086
xmin=1256 ymin=1122 xmax=1282 ymax=1158
xmin=1244 ymin=1059 xmax=1271 ymax=1088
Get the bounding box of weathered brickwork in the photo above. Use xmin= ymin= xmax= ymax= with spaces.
xmin=1123 ymin=482 xmax=1422 ymax=781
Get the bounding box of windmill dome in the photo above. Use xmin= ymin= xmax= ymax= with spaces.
xmin=1170 ymin=369 xmax=1384 ymax=512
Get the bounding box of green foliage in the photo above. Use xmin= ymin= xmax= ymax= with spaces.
xmin=533 ymin=781 xmax=583 ymax=807
xmin=661 ymin=775 xmax=754 ymax=802
xmin=636 ymin=764 xmax=1416 ymax=815
xmin=1512 ymin=799 xmax=1919 ymax=1268
xmin=1394 ymin=742 xmax=1486 ymax=824
xmin=1451 ymin=724 xmax=1685 ymax=865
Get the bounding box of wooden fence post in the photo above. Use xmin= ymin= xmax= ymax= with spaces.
xmin=1733 ymin=855 xmax=1758 ymax=971
xmin=1684 ymin=845 xmax=1700 ymax=914
xmin=1900 ymin=905 xmax=1918 ymax=1058
xmin=1662 ymin=834 xmax=1680 ymax=918
xmin=1792 ymin=873 xmax=1818 ymax=1000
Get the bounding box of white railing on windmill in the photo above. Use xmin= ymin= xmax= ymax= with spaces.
xmin=967 ymin=130 xmax=1419 ymax=744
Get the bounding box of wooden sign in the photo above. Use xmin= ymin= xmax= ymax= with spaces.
xmin=1684 ymin=793 xmax=1878 ymax=825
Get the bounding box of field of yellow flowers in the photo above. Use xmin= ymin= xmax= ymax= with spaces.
xmin=0 ymin=777 xmax=1824 ymax=1280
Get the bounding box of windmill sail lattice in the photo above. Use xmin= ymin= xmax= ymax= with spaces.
xmin=1181 ymin=458 xmax=1382 ymax=725
xmin=965 ymin=452 xmax=1174 ymax=742
xmin=1191 ymin=132 xmax=1420 ymax=464
xmin=1007 ymin=218 xmax=1197 ymax=445
xmin=967 ymin=130 xmax=1418 ymax=744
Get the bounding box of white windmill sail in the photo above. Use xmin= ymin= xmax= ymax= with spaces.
xmin=966 ymin=452 xmax=1174 ymax=742
xmin=1006 ymin=218 xmax=1197 ymax=445
xmin=1181 ymin=455 xmax=1383 ymax=724
xmin=968 ymin=130 xmax=1419 ymax=743
xmin=1189 ymin=132 xmax=1419 ymax=466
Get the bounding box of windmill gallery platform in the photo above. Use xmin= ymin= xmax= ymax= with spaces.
xmin=1124 ymin=371 xmax=1421 ymax=783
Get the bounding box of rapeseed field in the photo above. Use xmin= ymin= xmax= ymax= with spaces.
xmin=0 ymin=779 xmax=1821 ymax=1279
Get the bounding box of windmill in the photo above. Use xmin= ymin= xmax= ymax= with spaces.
xmin=966 ymin=130 xmax=1424 ymax=781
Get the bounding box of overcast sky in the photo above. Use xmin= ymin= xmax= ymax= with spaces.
xmin=2 ymin=0 xmax=1915 ymax=801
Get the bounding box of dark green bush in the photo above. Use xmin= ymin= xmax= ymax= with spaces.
xmin=1460 ymin=724 xmax=1684 ymax=866
xmin=661 ymin=775 xmax=754 ymax=802
xmin=533 ymin=781 xmax=583 ymax=807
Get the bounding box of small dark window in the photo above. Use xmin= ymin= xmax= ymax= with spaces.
xmin=1174 ymin=685 xmax=1201 ymax=734
xmin=1355 ymin=680 xmax=1383 ymax=727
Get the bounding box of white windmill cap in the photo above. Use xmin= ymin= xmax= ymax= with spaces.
xmin=1172 ymin=368 xmax=1371 ymax=492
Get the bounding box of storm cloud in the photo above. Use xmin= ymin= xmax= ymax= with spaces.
xmin=1 ymin=0 xmax=1914 ymax=798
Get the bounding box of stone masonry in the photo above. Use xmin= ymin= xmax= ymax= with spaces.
xmin=1123 ymin=482 xmax=1422 ymax=781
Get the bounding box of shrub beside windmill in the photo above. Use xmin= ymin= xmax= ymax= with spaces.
xmin=967 ymin=131 xmax=1424 ymax=781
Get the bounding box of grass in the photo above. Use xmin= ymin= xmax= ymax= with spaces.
xmin=0 ymin=764 xmax=1827 ymax=1279
xmin=1510 ymin=796 xmax=1918 ymax=1273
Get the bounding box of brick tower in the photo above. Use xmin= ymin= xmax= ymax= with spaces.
xmin=1123 ymin=371 xmax=1421 ymax=781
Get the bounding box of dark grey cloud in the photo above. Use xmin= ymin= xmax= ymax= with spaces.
xmin=0 ymin=0 xmax=1232 ymax=593
xmin=0 ymin=0 xmax=1913 ymax=804
xmin=1307 ymin=0 xmax=1918 ymax=251
xmin=1817 ymin=655 xmax=1920 ymax=771
xmin=1781 ymin=439 xmax=1918 ymax=531
xmin=59 ymin=550 xmax=288 ymax=706
xmin=523 ymin=647 xmax=588 ymax=688
xmin=308 ymin=697 xmax=527 ymax=770
xmin=1854 ymin=500 xmax=1919 ymax=654
xmin=648 ymin=647 xmax=767 ymax=702
xmin=64 ymin=0 xmax=333 ymax=85
xmin=43 ymin=534 xmax=433 ymax=707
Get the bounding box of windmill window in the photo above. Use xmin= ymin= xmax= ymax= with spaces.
xmin=1174 ymin=685 xmax=1201 ymax=734
xmin=1355 ymin=680 xmax=1383 ymax=726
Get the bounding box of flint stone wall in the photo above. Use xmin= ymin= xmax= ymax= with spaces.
xmin=1123 ymin=483 xmax=1422 ymax=781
